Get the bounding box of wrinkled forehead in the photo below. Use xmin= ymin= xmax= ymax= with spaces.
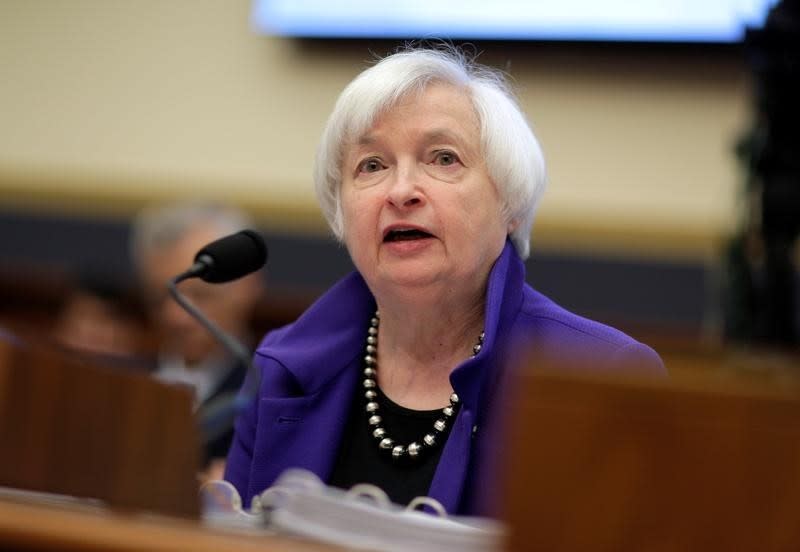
xmin=342 ymin=80 xmax=478 ymax=148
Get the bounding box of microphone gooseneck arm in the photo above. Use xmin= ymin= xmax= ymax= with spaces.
xmin=169 ymin=270 xmax=252 ymax=366
xmin=169 ymin=269 xmax=260 ymax=445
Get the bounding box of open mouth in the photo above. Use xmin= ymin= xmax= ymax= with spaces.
xmin=383 ymin=228 xmax=434 ymax=242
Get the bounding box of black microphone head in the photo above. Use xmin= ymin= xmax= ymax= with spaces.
xmin=194 ymin=229 xmax=268 ymax=283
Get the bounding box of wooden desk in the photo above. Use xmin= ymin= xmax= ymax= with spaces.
xmin=502 ymin=369 xmax=800 ymax=551
xmin=0 ymin=337 xmax=201 ymax=517
xmin=0 ymin=491 xmax=334 ymax=552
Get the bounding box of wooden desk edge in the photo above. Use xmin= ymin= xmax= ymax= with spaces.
xmin=0 ymin=494 xmax=336 ymax=552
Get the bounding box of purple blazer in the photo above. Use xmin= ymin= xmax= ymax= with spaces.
xmin=224 ymin=240 xmax=665 ymax=515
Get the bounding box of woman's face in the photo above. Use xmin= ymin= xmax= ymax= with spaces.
xmin=340 ymin=83 xmax=512 ymax=300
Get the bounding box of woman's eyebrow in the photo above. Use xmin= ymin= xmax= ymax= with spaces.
xmin=422 ymin=129 xmax=480 ymax=154
xmin=422 ymin=129 xmax=462 ymax=144
xmin=356 ymin=133 xmax=377 ymax=146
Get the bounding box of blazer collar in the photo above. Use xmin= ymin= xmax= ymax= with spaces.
xmin=256 ymin=271 xmax=375 ymax=394
xmin=449 ymin=239 xmax=525 ymax=411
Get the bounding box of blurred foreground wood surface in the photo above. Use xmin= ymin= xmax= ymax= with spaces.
xmin=0 ymin=337 xmax=202 ymax=518
xmin=0 ymin=490 xmax=335 ymax=552
xmin=503 ymin=364 xmax=800 ymax=551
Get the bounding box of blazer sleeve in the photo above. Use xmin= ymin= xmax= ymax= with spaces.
xmin=611 ymin=341 xmax=667 ymax=377
xmin=223 ymin=365 xmax=260 ymax=497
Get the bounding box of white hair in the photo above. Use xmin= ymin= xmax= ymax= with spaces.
xmin=313 ymin=46 xmax=547 ymax=259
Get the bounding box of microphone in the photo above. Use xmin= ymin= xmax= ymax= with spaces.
xmin=180 ymin=229 xmax=268 ymax=284
xmin=168 ymin=229 xmax=268 ymax=445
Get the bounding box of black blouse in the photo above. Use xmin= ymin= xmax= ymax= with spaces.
xmin=329 ymin=386 xmax=453 ymax=506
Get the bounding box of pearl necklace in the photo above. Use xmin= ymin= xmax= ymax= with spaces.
xmin=362 ymin=311 xmax=485 ymax=461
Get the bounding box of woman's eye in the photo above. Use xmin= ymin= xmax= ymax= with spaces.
xmin=358 ymin=158 xmax=385 ymax=173
xmin=433 ymin=151 xmax=459 ymax=166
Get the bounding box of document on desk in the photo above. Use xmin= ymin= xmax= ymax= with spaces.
xmin=201 ymin=469 xmax=505 ymax=552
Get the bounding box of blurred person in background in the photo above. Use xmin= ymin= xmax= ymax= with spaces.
xmin=131 ymin=202 xmax=264 ymax=478
xmin=52 ymin=271 xmax=146 ymax=364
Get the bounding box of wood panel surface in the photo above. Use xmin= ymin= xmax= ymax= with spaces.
xmin=0 ymin=337 xmax=201 ymax=518
xmin=0 ymin=492 xmax=334 ymax=552
xmin=502 ymin=368 xmax=800 ymax=550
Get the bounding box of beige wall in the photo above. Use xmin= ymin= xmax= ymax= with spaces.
xmin=0 ymin=0 xmax=751 ymax=260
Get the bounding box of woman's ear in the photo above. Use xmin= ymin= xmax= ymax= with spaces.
xmin=507 ymin=218 xmax=520 ymax=234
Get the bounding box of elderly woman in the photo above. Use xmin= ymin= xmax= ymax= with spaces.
xmin=224 ymin=47 xmax=664 ymax=516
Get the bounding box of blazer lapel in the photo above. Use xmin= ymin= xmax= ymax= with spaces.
xmin=247 ymin=363 xmax=359 ymax=499
xmin=426 ymin=407 xmax=475 ymax=512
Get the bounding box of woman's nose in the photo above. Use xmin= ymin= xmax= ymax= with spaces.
xmin=386 ymin=164 xmax=424 ymax=209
